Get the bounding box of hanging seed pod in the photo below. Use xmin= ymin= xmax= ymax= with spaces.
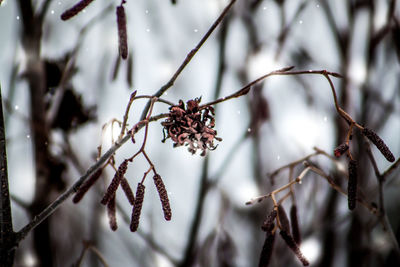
xmin=101 ymin=160 xmax=129 ymax=205
xmin=120 ymin=177 xmax=135 ymax=205
xmin=290 ymin=204 xmax=301 ymax=245
xmin=73 ymin=168 xmax=103 ymax=203
xmin=61 ymin=0 xmax=94 ymax=20
xmin=116 ymin=5 xmax=128 ymax=59
xmin=279 ymin=231 xmax=310 ymax=266
xmin=153 ymin=174 xmax=172 ymax=221
xmin=127 ymin=53 xmax=133 ymax=87
xmin=348 ymin=159 xmax=358 ymax=210
xmin=362 ymin=127 xmax=395 ymax=162
xmin=130 ymin=183 xmax=145 ymax=232
xmin=111 ymin=54 xmax=121 ymax=81
xmin=334 ymin=143 xmax=349 ymax=157
xmin=258 ymin=231 xmax=276 ymax=267
xmin=261 ymin=209 xmax=277 ymax=232
xmin=277 ymin=205 xmax=290 ymax=233
xmin=107 ymin=194 xmax=117 ymax=231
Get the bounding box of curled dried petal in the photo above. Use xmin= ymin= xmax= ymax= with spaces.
xmin=61 ymin=0 xmax=94 ymax=20
xmin=130 ymin=183 xmax=145 ymax=232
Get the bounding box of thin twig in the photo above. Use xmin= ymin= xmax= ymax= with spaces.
xmin=0 ymin=84 xmax=16 ymax=264
xmin=139 ymin=0 xmax=237 ymax=120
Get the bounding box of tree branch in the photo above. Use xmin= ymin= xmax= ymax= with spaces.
xmin=0 ymin=84 xmax=16 ymax=265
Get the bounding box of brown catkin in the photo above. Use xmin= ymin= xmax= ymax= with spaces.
xmin=258 ymin=231 xmax=276 ymax=267
xmin=107 ymin=194 xmax=117 ymax=231
xmin=362 ymin=127 xmax=395 ymax=162
xmin=100 ymin=160 xmax=129 ymax=205
xmin=60 ymin=0 xmax=94 ymax=20
xmin=120 ymin=177 xmax=135 ymax=205
xmin=277 ymin=205 xmax=290 ymax=234
xmin=279 ymin=231 xmax=310 ymax=266
xmin=348 ymin=159 xmax=358 ymax=210
xmin=116 ymin=5 xmax=128 ymax=59
xmin=290 ymin=204 xmax=301 ymax=245
xmin=73 ymin=168 xmax=103 ymax=203
xmin=153 ymin=174 xmax=172 ymax=221
xmin=130 ymin=183 xmax=145 ymax=232
xmin=334 ymin=143 xmax=349 ymax=157
xmin=261 ymin=209 xmax=277 ymax=232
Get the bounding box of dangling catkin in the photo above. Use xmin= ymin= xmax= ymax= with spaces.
xmin=107 ymin=194 xmax=117 ymax=231
xmin=153 ymin=174 xmax=172 ymax=221
xmin=116 ymin=5 xmax=128 ymax=59
xmin=101 ymin=160 xmax=128 ymax=205
xmin=362 ymin=127 xmax=395 ymax=162
xmin=73 ymin=168 xmax=103 ymax=203
xmin=261 ymin=209 xmax=277 ymax=232
xmin=348 ymin=159 xmax=358 ymax=210
xmin=277 ymin=205 xmax=290 ymax=233
xmin=130 ymin=183 xmax=145 ymax=232
xmin=120 ymin=177 xmax=135 ymax=205
xmin=290 ymin=204 xmax=301 ymax=245
xmin=279 ymin=231 xmax=309 ymax=266
xmin=61 ymin=0 xmax=94 ymax=20
xmin=334 ymin=143 xmax=349 ymax=157
xmin=258 ymin=231 xmax=276 ymax=267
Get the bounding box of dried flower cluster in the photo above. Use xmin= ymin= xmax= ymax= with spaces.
xmin=162 ymin=98 xmax=222 ymax=156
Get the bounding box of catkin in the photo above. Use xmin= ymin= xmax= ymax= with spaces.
xmin=73 ymin=168 xmax=103 ymax=203
xmin=101 ymin=160 xmax=128 ymax=205
xmin=130 ymin=183 xmax=145 ymax=232
xmin=362 ymin=127 xmax=395 ymax=162
xmin=334 ymin=143 xmax=349 ymax=157
xmin=261 ymin=209 xmax=277 ymax=232
xmin=107 ymin=194 xmax=117 ymax=231
xmin=290 ymin=204 xmax=301 ymax=245
xmin=61 ymin=0 xmax=94 ymax=20
xmin=120 ymin=177 xmax=135 ymax=205
xmin=348 ymin=159 xmax=358 ymax=210
xmin=258 ymin=231 xmax=276 ymax=267
xmin=153 ymin=174 xmax=172 ymax=221
xmin=277 ymin=205 xmax=290 ymax=234
xmin=116 ymin=5 xmax=128 ymax=59
xmin=279 ymin=231 xmax=310 ymax=266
